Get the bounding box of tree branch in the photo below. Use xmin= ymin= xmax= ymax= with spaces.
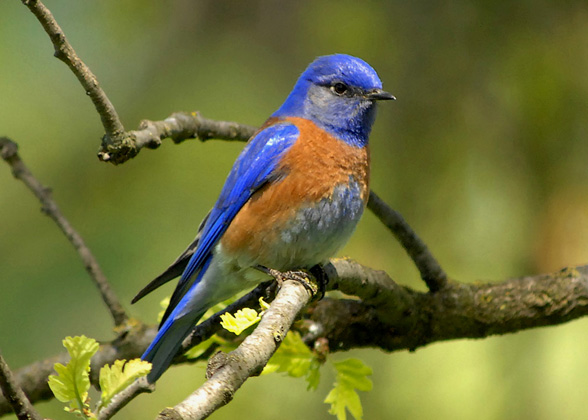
xmin=0 ymin=354 xmax=43 ymax=420
xmin=1 ymin=261 xmax=587 ymax=417
xmin=367 ymin=191 xmax=448 ymax=291
xmin=0 ymin=137 xmax=128 ymax=326
xmin=156 ymin=279 xmax=313 ymax=420
xmin=21 ymin=0 xmax=125 ymax=142
xmin=308 ymin=262 xmax=588 ymax=352
xmin=97 ymin=112 xmax=258 ymax=164
xmin=96 ymin=377 xmax=154 ymax=420
xmin=10 ymin=5 xmax=588 ymax=419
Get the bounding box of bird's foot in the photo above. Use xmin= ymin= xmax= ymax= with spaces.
xmin=255 ymin=265 xmax=326 ymax=300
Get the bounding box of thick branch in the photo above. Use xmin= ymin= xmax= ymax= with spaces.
xmin=0 ymin=354 xmax=43 ymax=420
xmin=0 ymin=137 xmax=128 ymax=326
xmin=21 ymin=0 xmax=125 ymax=141
xmin=309 ymin=262 xmax=588 ymax=352
xmin=2 ymin=262 xmax=588 ymax=417
xmin=156 ymin=280 xmax=312 ymax=420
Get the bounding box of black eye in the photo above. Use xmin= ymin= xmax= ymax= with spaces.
xmin=331 ymin=82 xmax=349 ymax=96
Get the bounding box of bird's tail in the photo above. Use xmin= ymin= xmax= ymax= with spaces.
xmin=142 ymin=310 xmax=205 ymax=383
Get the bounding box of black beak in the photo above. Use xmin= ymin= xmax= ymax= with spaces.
xmin=366 ymin=89 xmax=396 ymax=101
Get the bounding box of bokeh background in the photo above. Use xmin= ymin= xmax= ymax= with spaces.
xmin=2 ymin=1 xmax=588 ymax=419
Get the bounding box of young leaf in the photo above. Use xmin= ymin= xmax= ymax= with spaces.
xmin=324 ymin=358 xmax=373 ymax=420
xmin=306 ymin=359 xmax=321 ymax=391
xmin=220 ymin=308 xmax=261 ymax=335
xmin=98 ymin=359 xmax=152 ymax=407
xmin=263 ymin=331 xmax=320 ymax=390
xmin=48 ymin=335 xmax=99 ymax=417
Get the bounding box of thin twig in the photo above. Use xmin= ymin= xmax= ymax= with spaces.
xmin=367 ymin=190 xmax=448 ymax=291
xmin=98 ymin=112 xmax=258 ymax=164
xmin=96 ymin=377 xmax=154 ymax=420
xmin=20 ymin=0 xmax=125 ymax=141
xmin=0 ymin=137 xmax=128 ymax=326
xmin=156 ymin=279 xmax=313 ymax=420
xmin=0 ymin=354 xmax=44 ymax=420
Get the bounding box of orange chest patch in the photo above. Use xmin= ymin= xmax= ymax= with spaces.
xmin=220 ymin=117 xmax=370 ymax=260
xmin=276 ymin=116 xmax=370 ymax=201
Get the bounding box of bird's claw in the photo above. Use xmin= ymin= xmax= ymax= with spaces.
xmin=256 ymin=265 xmax=327 ymax=300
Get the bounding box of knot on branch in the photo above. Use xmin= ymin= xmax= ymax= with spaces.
xmin=206 ymin=352 xmax=230 ymax=379
xmin=98 ymin=134 xmax=139 ymax=164
xmin=0 ymin=137 xmax=18 ymax=160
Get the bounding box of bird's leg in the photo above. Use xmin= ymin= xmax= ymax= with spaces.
xmin=255 ymin=265 xmax=320 ymax=298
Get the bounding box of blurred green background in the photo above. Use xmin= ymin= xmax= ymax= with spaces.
xmin=2 ymin=1 xmax=588 ymax=419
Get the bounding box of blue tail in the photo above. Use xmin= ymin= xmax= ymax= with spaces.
xmin=142 ymin=307 xmax=206 ymax=383
xmin=142 ymin=255 xmax=215 ymax=382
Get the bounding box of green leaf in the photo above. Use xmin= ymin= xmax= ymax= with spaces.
xmin=324 ymin=358 xmax=373 ymax=420
xmin=263 ymin=331 xmax=320 ymax=390
xmin=306 ymin=359 xmax=321 ymax=391
xmin=48 ymin=335 xmax=99 ymax=417
xmin=98 ymin=359 xmax=152 ymax=407
xmin=220 ymin=308 xmax=261 ymax=335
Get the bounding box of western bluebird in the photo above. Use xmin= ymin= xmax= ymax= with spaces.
xmin=133 ymin=54 xmax=394 ymax=382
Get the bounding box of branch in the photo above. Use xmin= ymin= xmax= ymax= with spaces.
xmin=309 ymin=261 xmax=588 ymax=352
xmin=97 ymin=112 xmax=257 ymax=164
xmin=96 ymin=377 xmax=154 ymax=420
xmin=2 ymin=262 xmax=588 ymax=417
xmin=156 ymin=279 xmax=313 ymax=420
xmin=367 ymin=191 xmax=448 ymax=291
xmin=0 ymin=284 xmax=274 ymax=417
xmin=0 ymin=354 xmax=43 ymax=420
xmin=0 ymin=137 xmax=128 ymax=326
xmin=21 ymin=0 xmax=125 ymax=142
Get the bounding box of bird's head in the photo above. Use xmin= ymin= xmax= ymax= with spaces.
xmin=273 ymin=54 xmax=394 ymax=147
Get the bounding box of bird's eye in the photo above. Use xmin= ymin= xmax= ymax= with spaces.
xmin=331 ymin=82 xmax=349 ymax=96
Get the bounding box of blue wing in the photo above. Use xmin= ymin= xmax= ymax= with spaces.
xmin=158 ymin=121 xmax=300 ymax=325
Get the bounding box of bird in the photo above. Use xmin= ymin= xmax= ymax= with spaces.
xmin=132 ymin=53 xmax=394 ymax=383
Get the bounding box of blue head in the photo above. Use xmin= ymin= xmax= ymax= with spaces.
xmin=272 ymin=54 xmax=394 ymax=147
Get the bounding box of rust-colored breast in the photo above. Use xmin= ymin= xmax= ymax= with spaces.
xmin=220 ymin=117 xmax=370 ymax=264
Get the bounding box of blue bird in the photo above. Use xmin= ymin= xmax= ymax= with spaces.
xmin=133 ymin=54 xmax=394 ymax=382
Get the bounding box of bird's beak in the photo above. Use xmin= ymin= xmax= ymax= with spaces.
xmin=366 ymin=89 xmax=396 ymax=101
